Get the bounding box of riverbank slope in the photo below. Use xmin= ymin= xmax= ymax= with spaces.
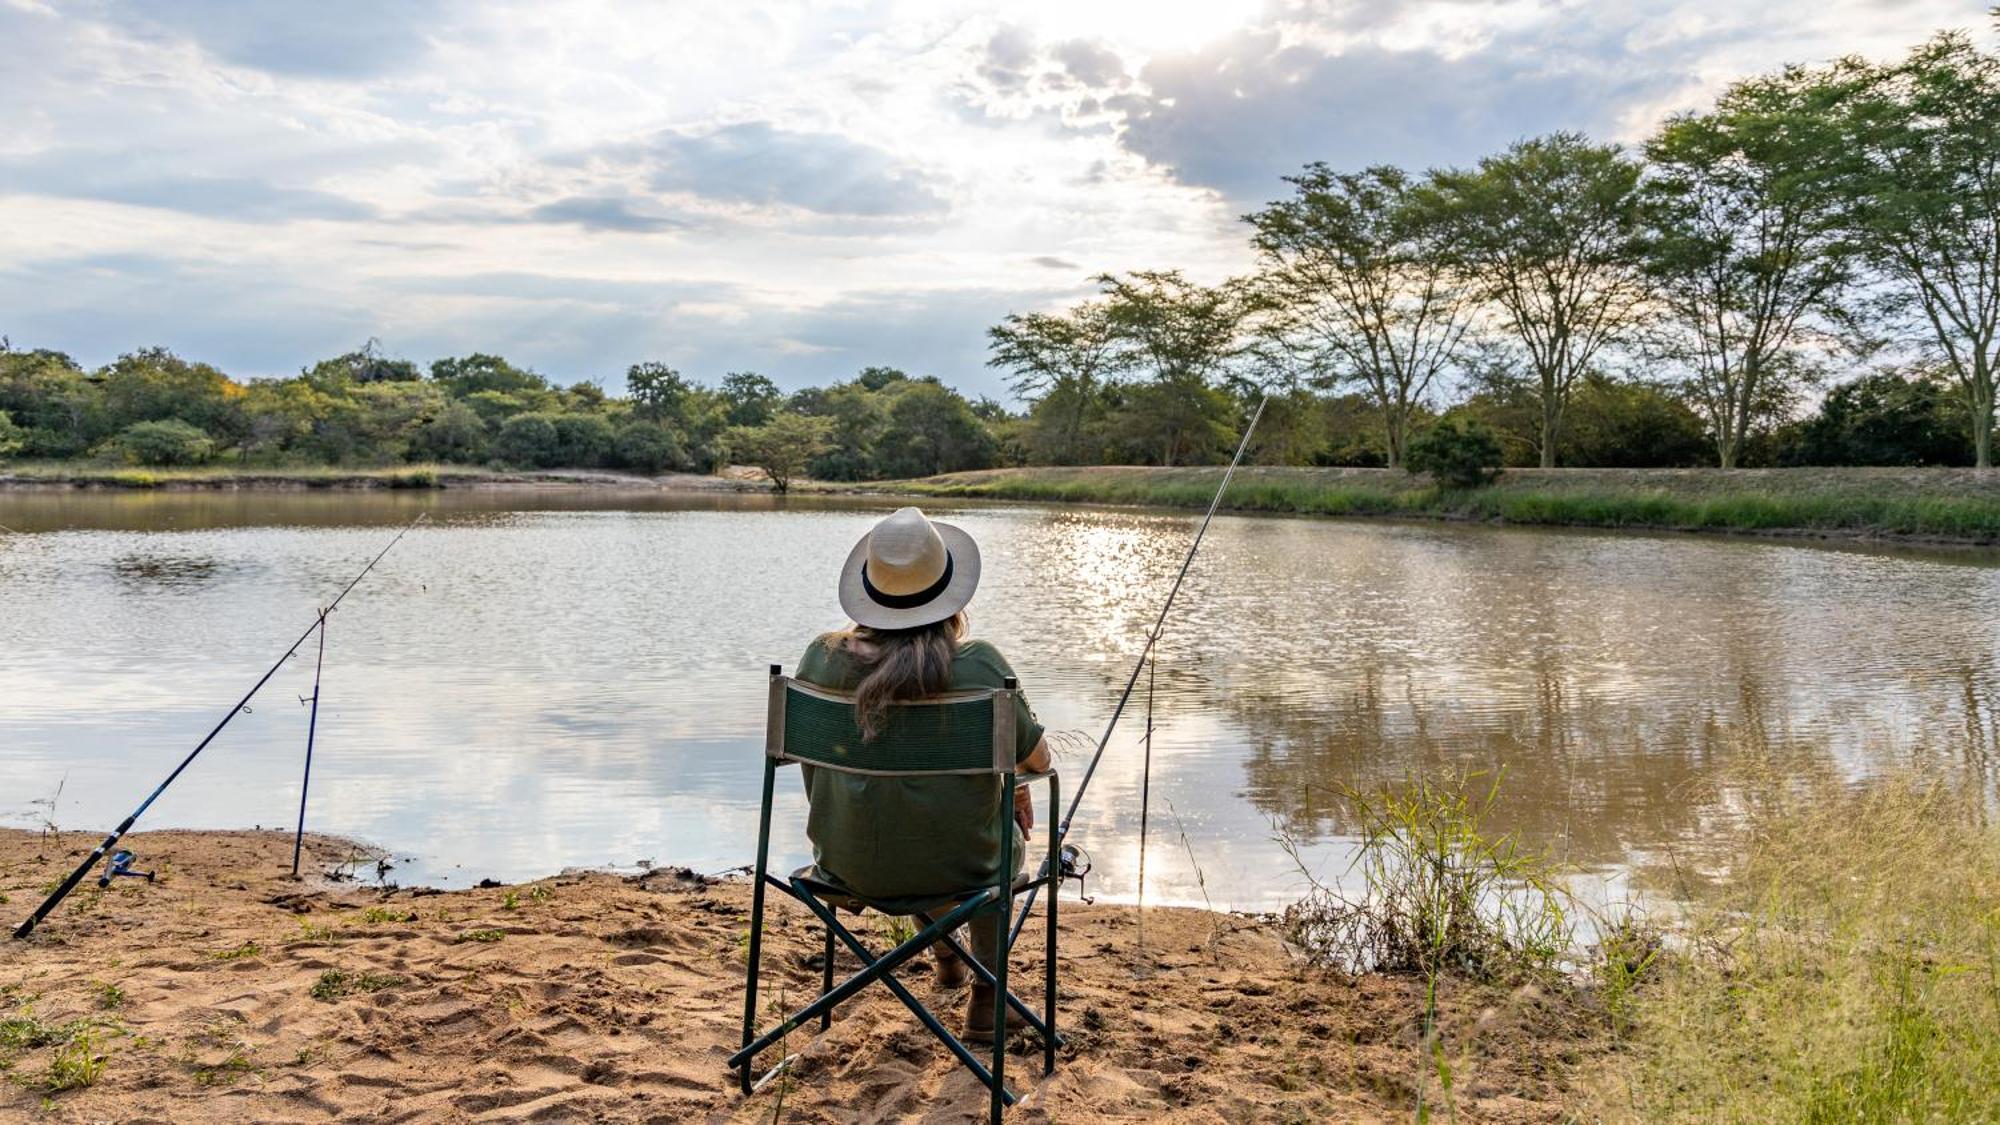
xmin=859 ymin=465 xmax=2000 ymax=543
xmin=0 ymin=828 xmax=1599 ymax=1123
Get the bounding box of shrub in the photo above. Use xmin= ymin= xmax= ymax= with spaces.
xmin=1405 ymin=419 xmax=1503 ymax=488
xmin=614 ymin=421 xmax=685 ymax=474
xmin=495 ymin=413 xmax=561 ymax=468
xmin=113 ymin=418 xmax=216 ymax=466
xmin=552 ymin=413 xmax=615 ymax=467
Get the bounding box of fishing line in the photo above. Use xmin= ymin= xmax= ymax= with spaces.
xmin=1011 ymin=395 xmax=1268 ymax=944
xmin=13 ymin=513 xmax=427 ymax=940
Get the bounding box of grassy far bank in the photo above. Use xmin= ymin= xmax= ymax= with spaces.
xmin=866 ymin=464 xmax=2000 ymax=543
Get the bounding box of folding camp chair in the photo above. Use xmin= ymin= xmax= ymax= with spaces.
xmin=731 ymin=665 xmax=1064 ymax=1122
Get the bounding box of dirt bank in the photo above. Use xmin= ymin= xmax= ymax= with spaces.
xmin=0 ymin=829 xmax=1602 ymax=1122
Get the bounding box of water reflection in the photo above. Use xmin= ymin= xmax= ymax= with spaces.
xmin=110 ymin=553 xmax=235 ymax=590
xmin=1 ymin=492 xmax=1997 ymax=911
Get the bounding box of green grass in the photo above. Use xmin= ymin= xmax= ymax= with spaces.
xmin=454 ymin=928 xmax=504 ymax=944
xmin=307 ymin=969 xmax=402 ymax=1001
xmin=1593 ymin=768 xmax=2000 ymax=1121
xmin=869 ymin=466 xmax=2000 ymax=542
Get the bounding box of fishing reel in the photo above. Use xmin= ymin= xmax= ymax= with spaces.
xmin=1058 ymin=843 xmax=1094 ymax=904
xmin=97 ymin=849 xmax=155 ymax=888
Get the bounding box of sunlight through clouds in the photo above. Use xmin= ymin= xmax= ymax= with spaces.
xmin=0 ymin=0 xmax=1981 ymax=395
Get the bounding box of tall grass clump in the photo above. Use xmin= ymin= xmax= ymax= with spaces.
xmin=1279 ymin=771 xmax=1571 ymax=1120
xmin=1279 ymin=771 xmax=1572 ymax=980
xmin=1597 ymin=768 xmax=2000 ymax=1122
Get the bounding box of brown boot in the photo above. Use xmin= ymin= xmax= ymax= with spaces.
xmin=932 ymin=943 xmax=971 ymax=989
xmin=965 ymin=983 xmax=1028 ymax=1037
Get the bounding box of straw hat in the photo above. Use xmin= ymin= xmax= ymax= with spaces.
xmin=838 ymin=507 xmax=981 ymax=630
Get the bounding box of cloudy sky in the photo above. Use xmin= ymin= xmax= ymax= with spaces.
xmin=0 ymin=0 xmax=1982 ymax=399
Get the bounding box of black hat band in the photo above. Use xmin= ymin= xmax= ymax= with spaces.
xmin=861 ymin=553 xmax=954 ymax=609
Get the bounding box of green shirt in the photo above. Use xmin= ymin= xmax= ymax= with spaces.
xmin=793 ymin=634 xmax=1045 ymax=901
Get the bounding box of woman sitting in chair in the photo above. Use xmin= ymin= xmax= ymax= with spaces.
xmin=795 ymin=506 xmax=1052 ymax=1035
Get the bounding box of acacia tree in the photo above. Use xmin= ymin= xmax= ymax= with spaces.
xmin=726 ymin=412 xmax=834 ymax=492
xmin=1246 ymin=164 xmax=1472 ymax=467
xmin=1420 ymin=133 xmax=1648 ymax=467
xmin=1639 ymin=70 xmax=1857 ymax=468
xmin=1834 ymin=30 xmax=2000 ymax=467
xmin=1094 ymin=270 xmax=1249 ymax=465
xmin=986 ymin=300 xmax=1124 ymax=464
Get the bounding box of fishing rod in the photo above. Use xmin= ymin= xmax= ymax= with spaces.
xmin=291 ymin=607 xmax=330 ymax=879
xmin=13 ymin=513 xmax=427 ymax=940
xmin=1012 ymin=396 xmax=1268 ymax=943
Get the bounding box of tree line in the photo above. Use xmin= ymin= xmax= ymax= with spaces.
xmin=0 ymin=342 xmax=1004 ymax=488
xmin=992 ymin=20 xmax=2000 ymax=471
xmin=2 ymin=19 xmax=1994 ymax=479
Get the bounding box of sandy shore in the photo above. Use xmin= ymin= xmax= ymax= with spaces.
xmin=0 ymin=829 xmax=1601 ymax=1122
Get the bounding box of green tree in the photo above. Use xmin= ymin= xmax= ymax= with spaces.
xmin=855 ymin=366 xmax=908 ymax=392
xmin=987 ymin=300 xmax=1125 ymax=463
xmin=614 ymin=420 xmax=685 ymax=473
xmin=114 ymin=418 xmax=216 ymax=466
xmin=430 ymin=354 xmax=547 ymax=398
xmin=1832 ymin=31 xmax=2000 ymax=466
xmin=0 ymin=408 xmax=23 ymax=459
xmin=1779 ymin=365 xmax=1972 ymax=466
xmin=1420 ymin=133 xmax=1648 ymax=467
xmin=875 ymin=380 xmax=998 ymax=477
xmin=98 ymin=348 xmax=245 ymax=443
xmin=1096 ymin=270 xmax=1249 ymax=465
xmin=720 ymin=371 xmax=783 ymax=428
xmin=408 ymin=399 xmax=489 ymax=463
xmin=1639 ymin=69 xmax=1857 ymax=468
xmin=496 ymin=412 xmax=562 ymax=467
xmin=1405 ymin=419 xmax=1503 ymax=488
xmin=1246 ymin=165 xmax=1472 ymax=467
xmin=625 ymin=361 xmax=690 ymax=425
xmin=726 ymin=412 xmax=835 ymax=492
xmin=1561 ymin=374 xmax=1712 ymax=468
xmin=304 ymin=339 xmax=420 ymax=385
xmin=0 ymin=347 xmax=101 ymax=456
xmin=552 ymin=413 xmax=616 ymax=467
xmin=790 ymin=380 xmax=889 ymax=480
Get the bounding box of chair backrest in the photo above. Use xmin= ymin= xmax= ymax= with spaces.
xmin=766 ymin=672 xmax=1017 ymax=776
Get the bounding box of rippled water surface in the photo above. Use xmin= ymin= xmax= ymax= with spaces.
xmin=3 ymin=489 xmax=1997 ymax=910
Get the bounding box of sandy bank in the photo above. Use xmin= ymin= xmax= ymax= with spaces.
xmin=0 ymin=829 xmax=1600 ymax=1122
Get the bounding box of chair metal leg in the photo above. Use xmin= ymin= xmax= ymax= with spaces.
xmin=729 ymin=890 xmax=1000 ymax=1077
xmin=767 ymin=884 xmax=1019 ymax=1106
xmin=820 ymin=922 xmax=835 ymax=1031
xmin=739 ymin=758 xmax=778 ymax=1095
xmin=917 ymin=915 xmax=1058 ymax=1042
xmin=992 ymin=775 xmax=1015 ymax=1125
xmin=1044 ymin=773 xmax=1060 ymax=1076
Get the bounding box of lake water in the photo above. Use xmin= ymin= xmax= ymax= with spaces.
xmin=2 ymin=489 xmax=1997 ymax=912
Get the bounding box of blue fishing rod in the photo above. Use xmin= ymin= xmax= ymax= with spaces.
xmin=13 ymin=513 xmax=426 ymax=940
xmin=1011 ymin=396 xmax=1268 ymax=946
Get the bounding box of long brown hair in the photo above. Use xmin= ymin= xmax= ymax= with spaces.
xmin=838 ymin=612 xmax=966 ymax=740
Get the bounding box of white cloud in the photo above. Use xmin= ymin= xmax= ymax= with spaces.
xmin=0 ymin=0 xmax=1982 ymax=399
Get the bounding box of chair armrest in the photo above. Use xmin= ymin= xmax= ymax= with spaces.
xmin=1014 ymin=768 xmax=1057 ymax=788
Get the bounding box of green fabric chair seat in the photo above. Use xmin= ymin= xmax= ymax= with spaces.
xmin=791 ymin=863 xmax=1036 ymax=918
xmin=735 ymin=669 xmax=1064 ymax=1123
